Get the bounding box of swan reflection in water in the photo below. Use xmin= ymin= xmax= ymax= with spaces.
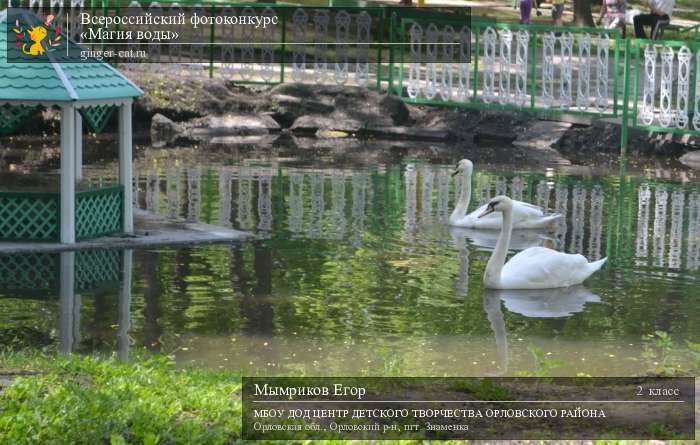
xmin=481 ymin=286 xmax=601 ymax=375
xmin=449 ymin=226 xmax=554 ymax=253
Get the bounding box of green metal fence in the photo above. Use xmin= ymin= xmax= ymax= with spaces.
xmin=93 ymin=2 xmax=388 ymax=89
xmin=625 ymin=38 xmax=700 ymax=137
xmin=679 ymin=24 xmax=700 ymax=42
xmin=0 ymin=186 xmax=123 ymax=242
xmin=6 ymin=1 xmax=700 ymax=152
xmin=392 ymin=15 xmax=622 ymax=118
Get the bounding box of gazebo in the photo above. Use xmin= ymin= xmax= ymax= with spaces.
xmin=0 ymin=9 xmax=143 ymax=244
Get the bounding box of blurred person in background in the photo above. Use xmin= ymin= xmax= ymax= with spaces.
xmin=598 ymin=0 xmax=627 ymax=37
xmin=551 ymin=0 xmax=565 ymax=26
xmin=516 ymin=0 xmax=541 ymax=24
xmin=633 ymin=0 xmax=675 ymax=39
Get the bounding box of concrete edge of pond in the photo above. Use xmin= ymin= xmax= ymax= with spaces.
xmin=0 ymin=209 xmax=254 ymax=254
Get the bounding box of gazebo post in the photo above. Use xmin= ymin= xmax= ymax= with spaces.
xmin=59 ymin=251 xmax=76 ymax=354
xmin=60 ymin=104 xmax=76 ymax=244
xmin=117 ymin=249 xmax=133 ymax=361
xmin=119 ymin=101 xmax=134 ymax=234
xmin=75 ymin=109 xmax=83 ymax=181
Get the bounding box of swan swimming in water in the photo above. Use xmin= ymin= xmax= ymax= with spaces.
xmin=480 ymin=196 xmax=607 ymax=289
xmin=449 ymin=159 xmax=561 ymax=229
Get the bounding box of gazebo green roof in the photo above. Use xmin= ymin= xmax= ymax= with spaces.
xmin=0 ymin=9 xmax=143 ymax=104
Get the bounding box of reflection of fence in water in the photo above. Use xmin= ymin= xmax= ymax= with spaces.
xmin=0 ymin=250 xmax=133 ymax=358
xmin=0 ymin=249 xmax=122 ymax=295
xmin=133 ymin=165 xmax=700 ymax=270
xmin=402 ymin=165 xmax=417 ymax=249
xmin=638 ymin=185 xmax=700 ymax=270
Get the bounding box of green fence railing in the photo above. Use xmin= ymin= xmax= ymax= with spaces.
xmin=5 ymin=2 xmax=700 ymax=153
xmin=87 ymin=2 xmax=389 ymax=89
xmin=392 ymin=14 xmax=623 ymax=119
xmin=626 ymin=38 xmax=700 ymax=136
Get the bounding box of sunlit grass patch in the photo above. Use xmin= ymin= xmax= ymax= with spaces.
xmin=0 ymin=349 xmax=242 ymax=445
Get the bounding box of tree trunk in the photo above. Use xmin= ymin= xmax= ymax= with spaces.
xmin=574 ymin=0 xmax=595 ymax=26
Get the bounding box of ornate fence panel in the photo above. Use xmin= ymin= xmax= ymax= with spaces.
xmin=83 ymin=2 xmax=386 ymax=87
xmin=630 ymin=39 xmax=700 ymax=136
xmin=254 ymin=5 xmax=384 ymax=87
xmin=395 ymin=14 xmax=622 ymax=118
xmin=0 ymin=187 xmax=123 ymax=242
xmin=7 ymin=0 xmax=700 ymax=151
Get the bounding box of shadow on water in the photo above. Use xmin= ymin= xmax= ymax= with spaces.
xmin=0 ymin=153 xmax=699 ymax=376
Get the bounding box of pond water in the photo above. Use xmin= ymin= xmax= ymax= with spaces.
xmin=1 ymin=147 xmax=699 ymax=377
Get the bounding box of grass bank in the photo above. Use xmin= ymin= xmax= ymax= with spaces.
xmin=0 ymin=347 xmax=697 ymax=444
xmin=0 ymin=349 xmax=242 ymax=445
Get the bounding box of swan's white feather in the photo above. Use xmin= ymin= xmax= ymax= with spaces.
xmin=496 ymin=247 xmax=607 ymax=289
xmin=451 ymin=200 xmax=561 ymax=230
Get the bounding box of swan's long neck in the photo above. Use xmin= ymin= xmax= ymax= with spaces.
xmin=450 ymin=169 xmax=471 ymax=223
xmin=484 ymin=208 xmax=512 ymax=288
xmin=483 ymin=291 xmax=508 ymax=374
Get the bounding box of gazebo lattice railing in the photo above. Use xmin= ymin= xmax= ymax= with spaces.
xmin=0 ymin=186 xmax=124 ymax=242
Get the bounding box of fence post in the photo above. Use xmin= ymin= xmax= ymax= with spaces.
xmin=376 ymin=9 xmax=385 ymax=91
xmin=209 ymin=3 xmax=216 ymax=79
xmin=620 ymin=37 xmax=632 ymax=158
xmin=529 ymin=29 xmax=537 ymax=110
xmin=280 ymin=10 xmax=287 ymax=84
xmin=472 ymin=25 xmax=480 ymax=101
xmin=388 ymin=11 xmax=396 ymax=95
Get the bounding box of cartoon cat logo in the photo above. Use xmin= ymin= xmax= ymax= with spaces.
xmin=23 ymin=25 xmax=48 ymax=55
xmin=13 ymin=14 xmax=62 ymax=57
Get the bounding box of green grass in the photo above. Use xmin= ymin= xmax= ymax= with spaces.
xmin=0 ymin=349 xmax=242 ymax=445
xmin=1 ymin=343 xmax=697 ymax=444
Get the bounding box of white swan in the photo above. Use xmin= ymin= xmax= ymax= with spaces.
xmin=449 ymin=159 xmax=561 ymax=229
xmin=480 ymin=196 xmax=607 ymax=289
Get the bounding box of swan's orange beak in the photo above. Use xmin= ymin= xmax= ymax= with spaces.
xmin=477 ymin=207 xmax=494 ymax=218
xmin=451 ymin=169 xmax=459 ymax=177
